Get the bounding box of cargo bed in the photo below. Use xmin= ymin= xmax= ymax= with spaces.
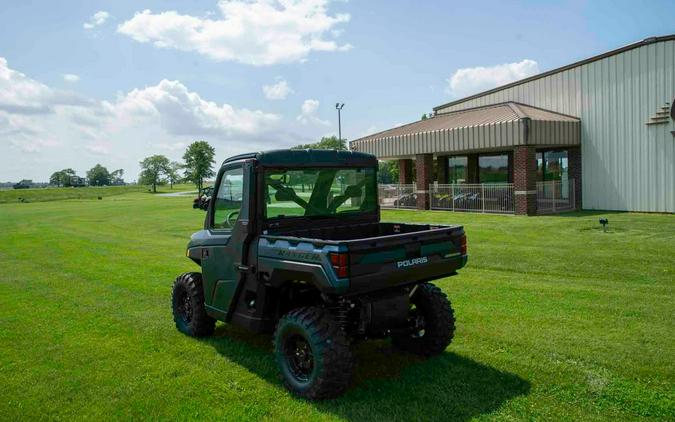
xmin=264 ymin=222 xmax=467 ymax=294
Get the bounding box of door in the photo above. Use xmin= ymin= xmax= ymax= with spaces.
xmin=201 ymin=164 xmax=249 ymax=316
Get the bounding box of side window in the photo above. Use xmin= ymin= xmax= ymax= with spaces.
xmin=212 ymin=167 xmax=244 ymax=230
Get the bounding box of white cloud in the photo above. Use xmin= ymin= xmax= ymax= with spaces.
xmin=63 ymin=74 xmax=80 ymax=83
xmin=153 ymin=142 xmax=187 ymax=151
xmin=0 ymin=57 xmax=290 ymax=181
xmin=84 ymin=11 xmax=110 ymax=30
xmin=0 ymin=57 xmax=89 ymax=114
xmin=10 ymin=138 xmax=62 ymax=154
xmin=107 ymin=79 xmax=280 ymax=136
xmin=85 ymin=143 xmax=111 ymax=155
xmin=263 ymin=79 xmax=293 ymax=100
xmin=446 ymin=59 xmax=540 ymax=98
xmin=297 ymin=99 xmax=329 ymax=126
xmin=117 ymin=0 xmax=351 ymax=65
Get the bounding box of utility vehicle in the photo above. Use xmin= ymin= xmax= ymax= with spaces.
xmin=172 ymin=149 xmax=468 ymax=399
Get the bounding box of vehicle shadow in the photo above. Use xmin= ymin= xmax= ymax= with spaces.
xmin=203 ymin=324 xmax=530 ymax=421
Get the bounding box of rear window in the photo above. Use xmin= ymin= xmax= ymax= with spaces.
xmin=264 ymin=167 xmax=377 ymax=219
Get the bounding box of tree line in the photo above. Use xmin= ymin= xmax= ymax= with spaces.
xmin=49 ymin=167 xmax=124 ymax=187
xmin=48 ymin=136 xmax=399 ymax=191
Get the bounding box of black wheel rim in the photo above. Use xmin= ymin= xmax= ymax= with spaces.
xmin=283 ymin=334 xmax=314 ymax=382
xmin=176 ymin=288 xmax=193 ymax=324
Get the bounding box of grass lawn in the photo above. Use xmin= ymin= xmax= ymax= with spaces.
xmin=0 ymin=183 xmax=200 ymax=204
xmin=0 ymin=193 xmax=672 ymax=420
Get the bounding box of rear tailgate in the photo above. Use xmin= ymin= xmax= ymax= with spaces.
xmin=346 ymin=224 xmax=467 ymax=294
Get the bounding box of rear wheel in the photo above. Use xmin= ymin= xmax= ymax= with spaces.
xmin=172 ymin=272 xmax=215 ymax=337
xmin=392 ymin=283 xmax=455 ymax=356
xmin=273 ymin=307 xmax=353 ymax=400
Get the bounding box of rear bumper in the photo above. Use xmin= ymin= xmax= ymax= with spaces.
xmin=346 ymin=255 xmax=467 ymax=295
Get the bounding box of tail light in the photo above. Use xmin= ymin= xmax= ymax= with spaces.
xmin=329 ymin=252 xmax=349 ymax=278
xmin=459 ymin=234 xmax=467 ymax=255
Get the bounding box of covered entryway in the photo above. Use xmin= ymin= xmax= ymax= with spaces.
xmin=350 ymin=102 xmax=582 ymax=215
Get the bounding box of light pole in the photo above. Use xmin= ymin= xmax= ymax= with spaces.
xmin=335 ymin=103 xmax=344 ymax=146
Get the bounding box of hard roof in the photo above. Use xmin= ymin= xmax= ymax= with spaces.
xmin=222 ymin=149 xmax=377 ymax=167
xmin=352 ymin=102 xmax=578 ymax=143
xmin=433 ymin=34 xmax=675 ymax=112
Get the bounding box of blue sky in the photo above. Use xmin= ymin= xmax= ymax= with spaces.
xmin=0 ymin=0 xmax=672 ymax=181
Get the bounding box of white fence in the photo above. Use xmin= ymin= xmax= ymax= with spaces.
xmin=430 ymin=183 xmax=515 ymax=214
xmin=378 ymin=184 xmax=417 ymax=209
xmin=379 ymin=179 xmax=575 ymax=215
xmin=536 ymin=178 xmax=576 ymax=214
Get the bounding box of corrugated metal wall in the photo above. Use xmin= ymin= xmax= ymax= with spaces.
xmin=436 ymin=40 xmax=675 ymax=212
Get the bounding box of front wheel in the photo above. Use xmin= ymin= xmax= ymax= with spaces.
xmin=172 ymin=272 xmax=215 ymax=337
xmin=392 ymin=283 xmax=455 ymax=356
xmin=273 ymin=307 xmax=354 ymax=400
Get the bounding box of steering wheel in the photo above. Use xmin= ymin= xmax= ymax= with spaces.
xmin=225 ymin=210 xmax=240 ymax=228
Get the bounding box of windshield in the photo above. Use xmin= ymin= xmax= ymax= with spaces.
xmin=264 ymin=167 xmax=377 ymax=219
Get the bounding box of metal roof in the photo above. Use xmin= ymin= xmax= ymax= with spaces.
xmin=349 ymin=102 xmax=580 ymax=159
xmin=433 ymin=34 xmax=675 ymax=112
xmin=355 ymin=102 xmax=578 ymax=142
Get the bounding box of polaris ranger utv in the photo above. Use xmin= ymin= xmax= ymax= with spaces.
xmin=172 ymin=149 xmax=468 ymax=399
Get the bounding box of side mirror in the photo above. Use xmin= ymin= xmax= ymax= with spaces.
xmin=200 ymin=197 xmax=211 ymax=211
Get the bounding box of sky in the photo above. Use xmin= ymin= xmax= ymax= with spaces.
xmin=0 ymin=0 xmax=672 ymax=182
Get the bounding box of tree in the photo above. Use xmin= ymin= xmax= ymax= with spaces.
xmin=50 ymin=168 xmax=76 ymax=187
xmin=110 ymin=169 xmax=125 ymax=185
xmin=421 ymin=113 xmax=428 ymax=120
xmin=60 ymin=168 xmax=76 ymax=187
xmin=49 ymin=171 xmax=63 ymax=187
xmin=378 ymin=160 xmax=400 ymax=184
xmin=139 ymin=155 xmax=170 ymax=193
xmin=166 ymin=161 xmax=182 ymax=189
xmin=293 ymin=135 xmax=346 ymax=151
xmin=87 ymin=164 xmax=111 ymax=186
xmin=183 ymin=141 xmax=215 ymax=192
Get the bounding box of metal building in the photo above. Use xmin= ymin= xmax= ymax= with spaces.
xmin=351 ymin=35 xmax=675 ymax=214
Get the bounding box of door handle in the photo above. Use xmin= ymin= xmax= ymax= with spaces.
xmin=234 ymin=263 xmax=250 ymax=272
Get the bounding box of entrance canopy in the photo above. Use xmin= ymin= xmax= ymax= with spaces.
xmin=350 ymin=102 xmax=580 ymax=159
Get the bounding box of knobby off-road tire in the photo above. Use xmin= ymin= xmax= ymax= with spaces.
xmin=273 ymin=307 xmax=354 ymax=400
xmin=392 ymin=283 xmax=455 ymax=356
xmin=172 ymin=272 xmax=216 ymax=337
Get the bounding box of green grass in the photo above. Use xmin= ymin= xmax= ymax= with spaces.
xmin=0 ymin=194 xmax=673 ymax=420
xmin=0 ymin=185 xmax=148 ymax=203
xmin=0 ymin=183 xmax=200 ymax=204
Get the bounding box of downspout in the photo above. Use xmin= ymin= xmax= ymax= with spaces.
xmin=522 ymin=117 xmax=531 ymax=145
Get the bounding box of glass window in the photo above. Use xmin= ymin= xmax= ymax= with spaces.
xmin=448 ymin=156 xmax=467 ymax=184
xmin=479 ymin=154 xmax=510 ymax=183
xmin=265 ymin=167 xmax=377 ymax=219
xmin=537 ymin=150 xmax=569 ymax=181
xmin=213 ymin=167 xmax=244 ymax=229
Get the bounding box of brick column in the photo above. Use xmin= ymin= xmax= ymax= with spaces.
xmin=568 ymin=147 xmax=582 ymax=210
xmin=513 ymin=146 xmax=537 ymax=215
xmin=415 ymin=154 xmax=433 ymax=209
xmin=399 ymin=159 xmax=413 ymax=184
xmin=436 ymin=155 xmax=448 ymax=184
xmin=467 ymin=154 xmax=479 ymax=183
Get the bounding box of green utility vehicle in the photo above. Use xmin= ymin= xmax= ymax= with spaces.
xmin=172 ymin=149 xmax=468 ymax=399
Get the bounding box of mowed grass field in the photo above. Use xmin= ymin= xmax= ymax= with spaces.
xmin=0 ymin=192 xmax=673 ymax=421
xmin=0 ymin=183 xmax=196 ymax=204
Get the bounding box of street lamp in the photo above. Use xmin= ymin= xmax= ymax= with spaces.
xmin=335 ymin=103 xmax=345 ymax=146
